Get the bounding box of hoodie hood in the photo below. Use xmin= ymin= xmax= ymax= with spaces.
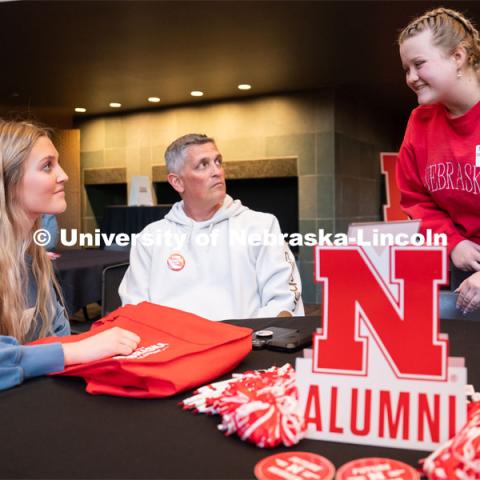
xmin=164 ymin=195 xmax=248 ymax=228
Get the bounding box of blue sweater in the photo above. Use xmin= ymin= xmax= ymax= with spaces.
xmin=0 ymin=267 xmax=70 ymax=391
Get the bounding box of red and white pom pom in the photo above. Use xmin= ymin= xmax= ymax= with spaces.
xmin=423 ymin=400 xmax=480 ymax=479
xmin=180 ymin=364 xmax=306 ymax=448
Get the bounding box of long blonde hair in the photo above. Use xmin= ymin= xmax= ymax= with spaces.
xmin=398 ymin=8 xmax=480 ymax=71
xmin=0 ymin=120 xmax=63 ymax=342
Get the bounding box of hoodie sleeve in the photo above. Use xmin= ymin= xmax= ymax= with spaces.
xmin=119 ymin=228 xmax=153 ymax=306
xmin=0 ymin=336 xmax=64 ymax=391
xmin=255 ymin=216 xmax=304 ymax=318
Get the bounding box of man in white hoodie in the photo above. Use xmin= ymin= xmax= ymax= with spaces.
xmin=119 ymin=134 xmax=304 ymax=320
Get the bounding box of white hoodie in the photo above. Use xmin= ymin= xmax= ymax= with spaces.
xmin=119 ymin=195 xmax=304 ymax=320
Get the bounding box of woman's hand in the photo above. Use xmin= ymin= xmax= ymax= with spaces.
xmin=62 ymin=327 xmax=140 ymax=366
xmin=456 ymin=272 xmax=480 ymax=314
xmin=451 ymin=240 xmax=480 ymax=271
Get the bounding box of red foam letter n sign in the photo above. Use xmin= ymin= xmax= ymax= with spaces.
xmin=313 ymin=247 xmax=447 ymax=380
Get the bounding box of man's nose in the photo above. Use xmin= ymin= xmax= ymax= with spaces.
xmin=211 ymin=162 xmax=223 ymax=176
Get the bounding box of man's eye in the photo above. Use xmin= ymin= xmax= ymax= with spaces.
xmin=215 ymin=158 xmax=222 ymax=166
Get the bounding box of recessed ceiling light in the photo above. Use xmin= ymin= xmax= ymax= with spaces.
xmin=109 ymin=102 xmax=122 ymax=108
xmin=190 ymin=91 xmax=204 ymax=97
xmin=238 ymin=84 xmax=252 ymax=90
xmin=148 ymin=97 xmax=160 ymax=103
xmin=74 ymin=107 xmax=87 ymax=113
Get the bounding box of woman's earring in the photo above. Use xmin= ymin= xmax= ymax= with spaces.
xmin=457 ymin=70 xmax=463 ymax=79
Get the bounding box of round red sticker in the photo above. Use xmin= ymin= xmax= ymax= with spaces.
xmin=167 ymin=253 xmax=185 ymax=271
xmin=336 ymin=457 xmax=419 ymax=480
xmin=254 ymin=452 xmax=335 ymax=480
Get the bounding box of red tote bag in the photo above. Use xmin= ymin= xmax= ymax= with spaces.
xmin=31 ymin=302 xmax=252 ymax=398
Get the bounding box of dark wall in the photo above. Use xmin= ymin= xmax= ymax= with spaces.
xmin=154 ymin=177 xmax=299 ymax=236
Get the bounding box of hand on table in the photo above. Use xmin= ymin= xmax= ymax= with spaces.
xmin=456 ymin=271 xmax=480 ymax=315
xmin=62 ymin=327 xmax=141 ymax=366
xmin=451 ymin=240 xmax=480 ymax=271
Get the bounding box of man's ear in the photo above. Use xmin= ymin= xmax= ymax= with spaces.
xmin=167 ymin=172 xmax=184 ymax=194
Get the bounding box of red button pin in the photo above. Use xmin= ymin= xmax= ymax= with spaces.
xmin=254 ymin=452 xmax=335 ymax=480
xmin=336 ymin=457 xmax=419 ymax=480
xmin=167 ymin=253 xmax=185 ymax=271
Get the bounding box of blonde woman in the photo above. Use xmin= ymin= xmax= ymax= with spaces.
xmin=0 ymin=120 xmax=140 ymax=390
xmin=397 ymin=8 xmax=480 ymax=314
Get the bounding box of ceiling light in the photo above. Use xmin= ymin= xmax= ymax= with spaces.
xmin=148 ymin=97 xmax=161 ymax=103
xmin=190 ymin=91 xmax=204 ymax=97
xmin=109 ymin=102 xmax=122 ymax=108
xmin=74 ymin=107 xmax=87 ymax=113
xmin=238 ymin=84 xmax=252 ymax=90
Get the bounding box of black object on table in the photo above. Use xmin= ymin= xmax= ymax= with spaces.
xmin=54 ymin=249 xmax=130 ymax=316
xmin=100 ymin=205 xmax=172 ymax=239
xmin=1 ymin=315 xmax=479 ymax=479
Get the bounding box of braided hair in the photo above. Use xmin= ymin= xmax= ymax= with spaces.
xmin=398 ymin=8 xmax=480 ymax=70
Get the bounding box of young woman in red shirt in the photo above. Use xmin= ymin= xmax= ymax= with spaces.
xmin=397 ymin=8 xmax=480 ymax=314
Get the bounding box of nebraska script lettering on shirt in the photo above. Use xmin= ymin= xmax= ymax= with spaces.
xmin=425 ymin=162 xmax=480 ymax=194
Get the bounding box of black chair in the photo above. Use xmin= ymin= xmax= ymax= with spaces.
xmin=101 ymin=262 xmax=129 ymax=317
xmin=440 ymin=290 xmax=480 ymax=321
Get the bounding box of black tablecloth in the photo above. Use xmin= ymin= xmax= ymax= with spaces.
xmin=0 ymin=316 xmax=479 ymax=479
xmin=54 ymin=249 xmax=130 ymax=315
xmin=101 ymin=205 xmax=172 ymax=237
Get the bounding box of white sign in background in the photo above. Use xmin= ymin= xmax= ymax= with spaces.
xmin=128 ymin=176 xmax=154 ymax=206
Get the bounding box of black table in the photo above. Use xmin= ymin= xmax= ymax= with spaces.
xmin=101 ymin=205 xmax=172 ymax=239
xmin=0 ymin=316 xmax=479 ymax=479
xmin=54 ymin=249 xmax=130 ymax=315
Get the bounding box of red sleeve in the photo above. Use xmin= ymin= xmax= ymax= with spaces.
xmin=396 ymin=114 xmax=465 ymax=254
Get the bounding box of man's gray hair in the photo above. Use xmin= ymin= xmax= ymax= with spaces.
xmin=164 ymin=133 xmax=215 ymax=173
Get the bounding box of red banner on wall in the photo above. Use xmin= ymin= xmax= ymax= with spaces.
xmin=381 ymin=153 xmax=408 ymax=221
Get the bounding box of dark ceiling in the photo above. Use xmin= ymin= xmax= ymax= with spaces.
xmin=1 ymin=1 xmax=480 ymax=123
